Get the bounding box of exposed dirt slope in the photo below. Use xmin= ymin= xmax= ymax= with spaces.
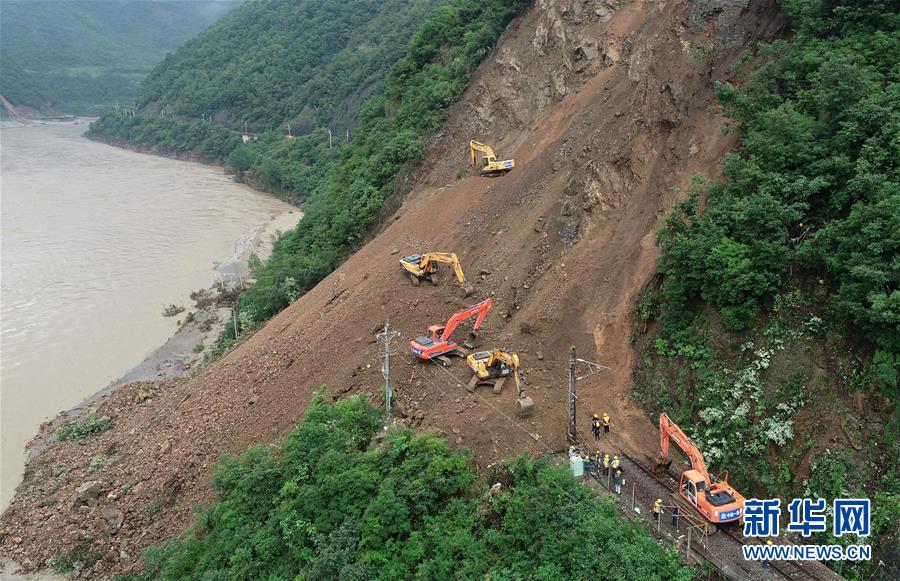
xmin=0 ymin=0 xmax=785 ymax=575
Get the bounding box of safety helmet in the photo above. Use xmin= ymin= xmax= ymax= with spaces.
xmin=767 ymin=540 xmax=773 ymax=545
xmin=613 ymin=455 xmax=618 ymax=460
xmin=603 ymin=413 xmax=609 ymax=417
xmin=593 ymin=414 xmax=599 ymax=418
xmin=655 ymin=499 xmax=662 ymax=504
xmin=604 ymin=454 xmax=610 ymax=459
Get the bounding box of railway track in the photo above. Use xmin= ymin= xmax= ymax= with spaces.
xmin=614 ymin=451 xmax=841 ymax=581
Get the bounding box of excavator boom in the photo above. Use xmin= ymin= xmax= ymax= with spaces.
xmin=440 ymin=298 xmax=492 ymax=341
xmin=469 ymin=140 xmax=495 ymax=165
xmin=659 ymin=412 xmax=710 ymax=483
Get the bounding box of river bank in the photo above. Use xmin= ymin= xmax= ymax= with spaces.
xmin=0 ymin=120 xmax=302 ymax=578
xmin=1 ymin=120 xmax=301 ymax=516
xmin=17 ymin=205 xmax=302 ymax=466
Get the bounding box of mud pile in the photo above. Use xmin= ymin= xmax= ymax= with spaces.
xmin=0 ymin=0 xmax=784 ymax=576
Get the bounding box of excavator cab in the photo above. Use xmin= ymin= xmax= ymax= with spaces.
xmin=480 ymin=154 xmax=496 ymax=167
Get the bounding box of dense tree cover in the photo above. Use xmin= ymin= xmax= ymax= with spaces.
xmin=644 ymin=3 xmax=899 ymax=575
xmin=122 ymin=393 xmax=688 ymax=580
xmin=229 ymin=0 xmax=532 ymax=336
xmin=91 ymin=0 xmax=532 ymax=356
xmin=656 ymin=0 xmax=898 ymax=353
xmin=136 ymin=0 xmax=441 ymax=129
xmin=0 ymin=0 xmax=236 ymax=114
xmin=89 ymin=114 xmax=242 ymax=161
xmin=227 ymin=129 xmax=344 ymax=203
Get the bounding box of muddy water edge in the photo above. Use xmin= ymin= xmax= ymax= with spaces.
xmin=0 ymin=120 xmax=301 ymax=511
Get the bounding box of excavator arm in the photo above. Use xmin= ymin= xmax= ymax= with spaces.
xmin=502 ymin=352 xmax=523 ymax=396
xmin=469 ymin=140 xmax=495 ymax=166
xmin=658 ymin=413 xmax=711 ymax=484
xmin=440 ymin=298 xmax=493 ymax=341
xmin=421 ymin=252 xmax=466 ymax=287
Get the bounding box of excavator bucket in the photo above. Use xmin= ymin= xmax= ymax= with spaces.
xmin=463 ymin=331 xmax=479 ymax=349
xmin=515 ymin=396 xmax=534 ymax=417
xmin=650 ymin=457 xmax=672 ymax=475
xmin=461 ymin=284 xmax=474 ymax=297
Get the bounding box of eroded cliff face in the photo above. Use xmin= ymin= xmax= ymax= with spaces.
xmin=0 ymin=1 xmax=785 ymax=576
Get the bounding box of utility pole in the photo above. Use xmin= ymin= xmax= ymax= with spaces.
xmin=567 ymin=346 xmax=577 ymax=443
xmin=566 ymin=347 xmax=610 ymax=444
xmin=376 ymin=322 xmax=401 ymax=418
xmin=686 ymin=527 xmax=692 ymax=564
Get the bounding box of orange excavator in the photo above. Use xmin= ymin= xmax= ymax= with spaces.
xmin=410 ymin=298 xmax=493 ymax=364
xmin=652 ymin=413 xmax=745 ymax=533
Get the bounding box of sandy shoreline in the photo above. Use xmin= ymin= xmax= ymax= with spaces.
xmin=1 ymin=119 xmax=302 ymax=473
xmin=0 ymin=121 xmax=303 ymax=578
xmin=22 ymin=207 xmax=304 ymax=457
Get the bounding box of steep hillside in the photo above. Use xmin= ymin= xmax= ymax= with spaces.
xmin=0 ymin=0 xmax=789 ymax=576
xmin=136 ymin=0 xmax=439 ymax=131
xmin=0 ymin=0 xmax=237 ymax=114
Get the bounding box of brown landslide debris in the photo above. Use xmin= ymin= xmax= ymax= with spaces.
xmin=0 ymin=0 xmax=784 ymax=576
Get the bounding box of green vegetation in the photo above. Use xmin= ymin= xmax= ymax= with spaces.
xmin=49 ymin=547 xmax=102 ymax=574
xmin=122 ymin=393 xmax=688 ymax=580
xmin=639 ymin=1 xmax=899 ymax=576
xmin=53 ymin=413 xmax=111 ymax=441
xmin=234 ymin=0 xmax=531 ymax=329
xmin=91 ymin=0 xmax=531 ymax=355
xmin=137 ymin=0 xmax=440 ymax=129
xmin=0 ymin=1 xmax=236 ymax=114
xmin=656 ymin=0 xmax=898 ymax=350
xmin=88 ymin=114 xmax=242 ymax=161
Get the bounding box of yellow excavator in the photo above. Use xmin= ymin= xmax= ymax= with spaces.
xmin=399 ymin=252 xmax=473 ymax=295
xmin=466 ymin=348 xmax=534 ymax=417
xmin=469 ymin=140 xmax=515 ymax=176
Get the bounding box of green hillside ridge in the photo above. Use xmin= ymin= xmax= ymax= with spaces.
xmin=0 ymin=0 xmax=238 ymax=114
xmin=90 ymin=0 xmax=533 ymax=358
xmin=634 ymin=0 xmax=898 ymax=577
xmin=117 ymin=392 xmax=689 ymax=580
xmin=137 ymin=0 xmax=441 ymax=131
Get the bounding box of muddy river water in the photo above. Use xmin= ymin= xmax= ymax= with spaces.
xmin=1 ymin=121 xmax=296 ymax=511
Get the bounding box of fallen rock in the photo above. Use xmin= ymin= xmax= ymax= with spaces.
xmin=100 ymin=506 xmax=125 ymax=534
xmin=156 ymin=440 xmax=171 ymax=457
xmin=68 ymin=481 xmax=103 ymax=508
xmin=574 ymin=44 xmax=598 ymax=62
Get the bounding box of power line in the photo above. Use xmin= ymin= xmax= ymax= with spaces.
xmin=385 ymin=336 xmax=680 ymax=572
xmin=376 ymin=322 xmax=401 ymax=418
